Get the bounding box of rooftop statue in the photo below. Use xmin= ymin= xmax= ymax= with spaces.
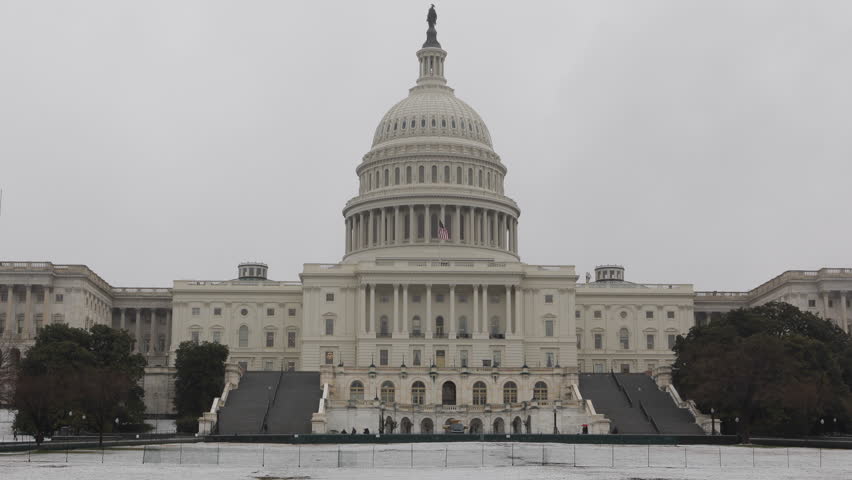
xmin=427 ymin=4 xmax=437 ymax=29
xmin=423 ymin=5 xmax=441 ymax=48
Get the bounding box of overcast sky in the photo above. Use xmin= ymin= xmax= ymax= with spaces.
xmin=1 ymin=1 xmax=850 ymax=291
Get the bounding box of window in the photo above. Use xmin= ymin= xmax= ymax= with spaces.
xmin=418 ymin=166 xmax=425 ymax=182
xmin=667 ymin=311 xmax=675 ymax=319
xmin=545 ymin=319 xmax=553 ymax=337
xmin=492 ymin=350 xmax=501 ymax=367
xmin=460 ymin=350 xmax=469 ymax=368
xmin=324 ymin=351 xmax=334 ymax=365
xmin=350 ymin=381 xmax=364 ymax=401
xmin=288 ymin=308 xmax=296 ymax=316
xmin=828 ymin=300 xmax=834 ymax=308
xmin=645 ymin=311 xmax=654 ymax=319
xmin=266 ymin=331 xmax=275 ymax=347
xmin=435 ymin=294 xmax=444 ymax=303
xmin=380 ymin=296 xmax=389 ymax=304
xmin=158 ymin=335 xmax=166 ymax=352
xmin=503 ymin=381 xmax=517 ymax=403
xmin=238 ymin=326 xmax=248 ymax=347
xmin=646 ymin=334 xmax=655 ymax=350
xmin=380 ymin=349 xmax=388 ymax=366
xmin=52 ymin=313 xmax=64 ymax=324
xmin=533 ymin=382 xmax=548 ymax=401
xmin=436 ymin=350 xmax=446 ymax=367
xmin=619 ymin=328 xmax=630 ymax=349
xmin=544 ymin=294 xmax=553 ymax=304
xmin=576 ymin=334 xmax=581 ymax=349
xmin=545 ymin=352 xmax=555 ymax=367
xmin=325 ymin=318 xmax=334 ymax=335
xmin=621 ymin=364 xmax=630 ymax=373
xmin=264 ymin=360 xmax=273 ymax=371
xmin=594 ymin=334 xmax=603 ymax=350
xmin=143 ymin=337 xmax=150 ymax=353
xmin=287 ymin=361 xmax=295 ymax=371
xmin=444 ymin=165 xmax=450 ymax=182
xmin=413 ymin=349 xmax=422 ymax=366
xmin=473 ymin=381 xmax=487 ymax=405
xmin=191 ymin=331 xmax=200 ymax=344
xmin=380 ymin=381 xmax=395 ymax=403
xmin=458 ymin=295 xmax=467 ymax=303
xmin=192 ymin=307 xmax=200 ymax=316
xmin=489 ymin=296 xmax=499 ymax=304
xmin=395 ymin=167 xmax=400 ymax=184
xmin=288 ymin=331 xmax=296 ymax=348
xmin=326 ymin=293 xmax=335 ymax=302
xmin=411 ymin=316 xmax=422 ymax=336
xmin=576 ymin=310 xmax=581 ymax=318
xmin=468 ymin=168 xmax=473 ymax=185
xmin=594 ymin=362 xmax=605 ymax=373
xmin=458 ymin=316 xmax=468 ymax=335
xmin=55 ymin=294 xmax=64 ymax=303
xmin=212 ymin=330 xmax=222 ymax=344
xmin=35 ymin=314 xmax=43 ymax=332
xmin=667 ymin=334 xmax=677 ymax=350
xmin=431 ymin=165 xmax=438 ymax=182
xmin=267 ymin=308 xmax=275 ymax=316
xmin=406 ymin=166 xmax=412 ymax=183
xmin=456 ymin=166 xmax=462 ymax=184
xmin=808 ymin=299 xmax=816 ymax=308
xmin=411 ymin=381 xmax=425 ymax=405
xmin=594 ymin=310 xmax=602 ymax=319
xmin=412 ymin=295 xmax=421 ymax=303
xmin=214 ymin=307 xmax=222 ymax=316
xmin=0 ymin=314 xmax=4 ymax=334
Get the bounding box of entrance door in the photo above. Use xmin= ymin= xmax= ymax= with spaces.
xmin=442 ymin=381 xmax=456 ymax=405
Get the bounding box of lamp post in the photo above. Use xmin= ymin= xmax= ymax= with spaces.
xmin=710 ymin=408 xmax=716 ymax=435
xmin=734 ymin=416 xmax=739 ymax=438
xmin=833 ymin=417 xmax=837 ymax=436
xmin=820 ymin=418 xmax=825 ymax=436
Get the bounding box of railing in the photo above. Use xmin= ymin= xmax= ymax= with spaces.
xmin=317 ymin=383 xmax=329 ymax=414
xmin=579 ymin=282 xmax=691 ymax=290
xmin=456 ymin=332 xmax=472 ymax=339
xmin=409 ymin=332 xmax=424 ymax=338
xmin=638 ymin=400 xmax=661 ymax=434
xmin=260 ymin=371 xmax=285 ymax=433
xmin=611 ymin=371 xmax=632 ymax=408
xmin=489 ymin=333 xmax=505 ymax=339
xmin=376 ymin=332 xmax=392 ymax=338
xmin=432 ymin=332 xmax=448 ymax=339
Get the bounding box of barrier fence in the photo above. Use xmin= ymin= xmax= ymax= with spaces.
xmin=2 ymin=442 xmax=852 ymax=469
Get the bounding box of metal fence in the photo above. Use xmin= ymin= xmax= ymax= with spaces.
xmin=1 ymin=442 xmax=851 ymax=469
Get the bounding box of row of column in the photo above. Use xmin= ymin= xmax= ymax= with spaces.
xmin=821 ymin=291 xmax=850 ymax=332
xmin=2 ymin=284 xmax=46 ymax=340
xmin=115 ymin=307 xmax=172 ymax=355
xmin=345 ymin=205 xmax=518 ymax=254
xmin=357 ymin=283 xmax=523 ymax=339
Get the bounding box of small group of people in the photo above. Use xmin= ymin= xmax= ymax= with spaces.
xmin=340 ymin=427 xmax=370 ymax=435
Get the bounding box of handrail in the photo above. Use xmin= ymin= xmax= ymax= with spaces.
xmin=260 ymin=372 xmax=284 ymax=433
xmin=638 ymin=400 xmax=661 ymax=434
xmin=610 ymin=371 xmax=633 ymax=408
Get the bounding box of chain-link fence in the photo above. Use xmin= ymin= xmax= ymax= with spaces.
xmin=2 ymin=442 xmax=851 ymax=469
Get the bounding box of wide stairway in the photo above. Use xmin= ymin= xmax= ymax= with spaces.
xmin=579 ymin=373 xmax=703 ymax=435
xmin=217 ymin=371 xmax=322 ymax=434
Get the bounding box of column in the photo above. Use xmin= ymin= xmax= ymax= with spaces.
xmin=426 ymin=284 xmax=433 ymax=336
xmin=505 ymin=285 xmax=512 ymax=336
xmin=513 ymin=218 xmax=519 ymax=253
xmin=45 ymin=286 xmax=53 ymax=330
xmin=449 ymin=285 xmax=456 ymax=338
xmin=5 ymin=285 xmax=14 ymax=337
xmin=24 ymin=285 xmax=32 ymax=339
xmin=453 ymin=206 xmax=461 ymax=244
xmin=498 ymin=214 xmax=504 ymax=249
xmin=841 ymin=292 xmax=849 ymax=333
xmin=491 ymin=211 xmax=497 ymax=247
xmin=166 ymin=309 xmax=173 ymax=355
xmin=473 ymin=285 xmax=480 ymax=333
xmin=409 ymin=205 xmax=416 ymax=244
xmin=439 ymin=204 xmax=446 ymax=243
xmin=467 ymin=207 xmax=473 ymax=245
xmin=118 ymin=308 xmax=125 ymax=331
xmin=482 ymin=284 xmax=489 ymax=334
xmin=393 ymin=283 xmax=399 ymax=334
xmin=367 ymin=210 xmax=374 ymax=247
xmin=402 ymin=284 xmax=409 ymax=335
xmin=134 ymin=309 xmax=142 ymax=352
xmin=514 ymin=286 xmax=522 ymax=335
xmin=150 ymin=309 xmax=158 ymax=354
xmin=394 ymin=206 xmax=401 ymax=245
xmin=379 ymin=208 xmax=385 ymax=246
xmin=357 ymin=213 xmax=364 ymax=250
xmin=425 ymin=205 xmax=432 ymax=243
xmin=359 ymin=285 xmax=367 ymax=334
xmin=480 ymin=210 xmax=486 ymax=245
xmin=369 ymin=284 xmax=376 ymax=334
xmin=345 ymin=217 xmax=350 ymax=252
xmin=822 ymin=292 xmax=830 ymax=323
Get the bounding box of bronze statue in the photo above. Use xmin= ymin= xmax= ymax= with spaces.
xmin=423 ymin=4 xmax=441 ymax=48
xmin=427 ymin=4 xmax=437 ymax=29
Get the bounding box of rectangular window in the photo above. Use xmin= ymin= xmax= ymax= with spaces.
xmin=828 ymin=300 xmax=834 ymax=308
xmin=544 ymin=319 xmax=554 ymax=337
xmin=482 ymin=359 xmax=492 ymax=367
xmin=435 ymin=294 xmax=444 ymax=303
xmin=288 ymin=308 xmax=296 ymax=316
xmin=264 ymin=360 xmax=273 ymax=371
xmin=380 ymin=296 xmax=389 ymax=304
xmin=544 ymin=294 xmax=554 ymax=304
xmin=191 ymin=331 xmax=200 ymax=344
xmin=458 ymin=295 xmax=467 ymax=303
xmin=621 ymin=364 xmax=630 ymax=373
xmin=267 ymin=308 xmax=275 ymax=316
xmin=52 ymin=313 xmax=64 ymax=324
xmin=35 ymin=314 xmax=43 ymax=332
xmin=380 ymin=349 xmax=389 ymax=366
xmin=412 ymin=295 xmax=421 ymax=303
xmin=575 ymin=310 xmax=581 ymax=318
xmin=192 ymin=307 xmax=200 ymax=316
xmin=35 ymin=294 xmax=44 ymax=304
xmin=55 ymin=294 xmax=64 ymax=303
xmin=645 ymin=311 xmax=654 ymax=319
xmin=266 ymin=331 xmax=274 ymax=347
xmin=288 ymin=331 xmax=296 ymax=348
xmin=545 ymin=352 xmax=555 ymax=368
xmin=325 ymin=318 xmax=334 ymax=335
xmin=576 ymin=334 xmax=581 ymax=349
xmin=436 ymin=350 xmax=446 ymax=367
xmin=413 ymin=349 xmax=422 ymax=366
xmin=326 ymin=293 xmax=335 ymax=302
xmin=646 ymin=334 xmax=655 ymax=350
xmin=460 ymin=350 xmax=469 ymax=368
xmin=593 ymin=310 xmax=602 ymax=319
xmin=0 ymin=314 xmax=4 ymax=334
xmin=490 ymin=296 xmax=499 ymax=304
xmin=808 ymin=299 xmax=816 ymax=307
xmin=17 ymin=314 xmax=24 ymax=334
xmin=668 ymin=334 xmax=677 ymax=350
xmin=213 ymin=307 xmax=222 ymax=316
xmin=212 ymin=331 xmax=222 ymax=344
xmin=594 ymin=362 xmax=605 ymax=373
xmin=287 ymin=361 xmax=296 ymax=372
xmin=667 ymin=311 xmax=675 ymax=319
xmin=594 ymin=334 xmax=603 ymax=350
xmin=492 ymin=350 xmax=501 ymax=367
xmin=324 ymin=351 xmax=334 ymax=365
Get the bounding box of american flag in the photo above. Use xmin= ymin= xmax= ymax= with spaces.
xmin=437 ymin=220 xmax=450 ymax=240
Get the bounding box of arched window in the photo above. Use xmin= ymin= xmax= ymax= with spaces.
xmin=441 ymin=118 xmax=446 ymax=128
xmin=435 ymin=316 xmax=444 ymax=335
xmin=620 ymin=328 xmax=630 ymax=350
xmin=487 ymin=172 xmax=491 ymax=189
xmin=394 ymin=167 xmax=400 ymax=185
xmin=410 ymin=119 xmax=415 ymax=128
xmin=503 ymin=381 xmax=517 ymax=404
xmin=406 ymin=166 xmax=412 ymax=184
xmin=367 ymin=174 xmax=372 ymax=190
xmin=421 ymin=118 xmax=426 ymax=128
xmin=478 ymin=170 xmax=483 ymax=186
xmin=418 ymin=166 xmax=425 ymax=183
xmin=350 ymin=381 xmax=364 ymax=401
xmin=375 ymin=171 xmax=380 ymax=189
xmin=533 ymin=381 xmax=548 ymax=401
xmin=384 ymin=169 xmax=389 ymax=186
xmin=401 ymin=118 xmax=406 ymax=129
xmin=443 ymin=165 xmax=450 ymax=182
xmin=456 ymin=166 xmax=462 ymax=184
xmin=381 ymin=381 xmax=395 ymax=403
xmin=238 ymin=325 xmax=248 ymax=348
xmin=468 ymin=168 xmax=473 ymax=185
xmin=451 ymin=118 xmax=456 ymax=128
xmin=431 ymin=165 xmax=437 ymax=182
xmin=473 ymin=381 xmax=487 ymax=405
xmin=411 ymin=381 xmax=425 ymax=405
xmin=432 ymin=118 xmax=436 ymax=127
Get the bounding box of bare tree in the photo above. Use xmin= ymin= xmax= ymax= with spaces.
xmin=0 ymin=336 xmax=21 ymax=407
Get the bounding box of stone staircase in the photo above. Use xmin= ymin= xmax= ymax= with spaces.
xmin=217 ymin=371 xmax=321 ymax=435
xmin=579 ymin=373 xmax=703 ymax=435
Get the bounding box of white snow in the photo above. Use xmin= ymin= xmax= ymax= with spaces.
xmin=0 ymin=442 xmax=850 ymax=479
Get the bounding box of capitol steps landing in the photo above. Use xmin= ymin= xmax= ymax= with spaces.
xmin=579 ymin=373 xmax=703 ymax=435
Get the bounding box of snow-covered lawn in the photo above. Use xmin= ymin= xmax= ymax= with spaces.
xmin=1 ymin=441 xmax=851 ymax=478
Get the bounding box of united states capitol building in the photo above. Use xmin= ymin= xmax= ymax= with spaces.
xmin=2 ymin=10 xmax=850 ymax=435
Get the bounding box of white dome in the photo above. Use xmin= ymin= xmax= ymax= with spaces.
xmin=371 ymin=87 xmax=494 ymax=149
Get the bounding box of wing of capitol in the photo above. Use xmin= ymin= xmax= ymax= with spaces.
xmin=2 ymin=8 xmax=850 ymax=436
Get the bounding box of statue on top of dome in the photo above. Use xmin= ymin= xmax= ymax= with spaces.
xmin=423 ymin=5 xmax=441 ymax=48
xmin=427 ymin=5 xmax=437 ymax=29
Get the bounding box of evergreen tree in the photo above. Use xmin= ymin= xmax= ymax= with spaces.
xmin=173 ymin=341 xmax=229 ymax=432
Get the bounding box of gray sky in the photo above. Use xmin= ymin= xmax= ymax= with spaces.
xmin=1 ymin=1 xmax=850 ymax=291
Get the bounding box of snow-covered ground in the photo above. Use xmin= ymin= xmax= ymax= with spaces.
xmin=1 ymin=442 xmax=851 ymax=479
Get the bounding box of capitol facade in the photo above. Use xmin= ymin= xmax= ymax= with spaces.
xmin=1 ymin=12 xmax=851 ymax=434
